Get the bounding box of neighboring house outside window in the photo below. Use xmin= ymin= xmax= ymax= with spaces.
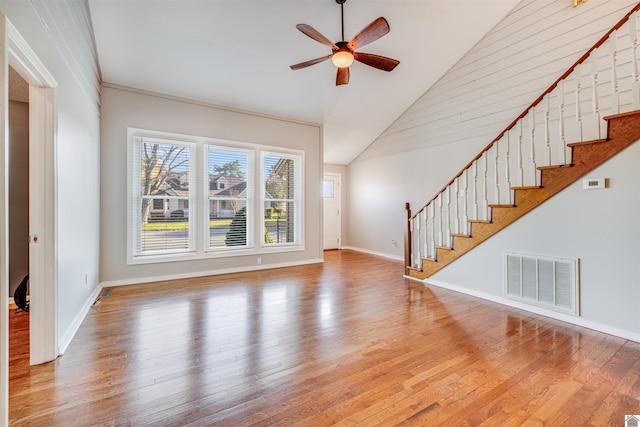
xmin=128 ymin=128 xmax=303 ymax=264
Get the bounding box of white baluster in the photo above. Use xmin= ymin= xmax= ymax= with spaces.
xmin=505 ymin=131 xmax=512 ymax=205
xmin=416 ymin=219 xmax=421 ymax=267
xmin=421 ymin=209 xmax=427 ymax=259
xmin=446 ymin=186 xmax=452 ymax=247
xmin=415 ymin=212 xmax=421 ymax=264
xmin=462 ymin=169 xmax=469 ymax=235
xmin=575 ymin=64 xmax=583 ymax=142
xmin=518 ymin=120 xmax=524 ymax=186
xmin=544 ymin=93 xmax=551 ymax=166
xmin=454 ymin=178 xmax=460 ymax=235
xmin=494 ymin=142 xmax=500 ymax=205
xmin=559 ymin=80 xmax=567 ymax=165
xmin=437 ymin=193 xmax=443 ymax=247
xmin=590 ymin=51 xmax=601 ymax=139
xmin=424 ymin=206 xmax=430 ymax=259
xmin=410 ymin=218 xmax=416 ymax=267
xmin=530 ymin=107 xmax=537 ymax=185
xmin=631 ymin=12 xmax=640 ymax=109
xmin=483 ymin=151 xmax=489 ymax=220
xmin=473 ymin=161 xmax=479 ymax=220
xmin=429 ymin=202 xmax=435 ymax=257
xmin=610 ymin=31 xmax=620 ymax=114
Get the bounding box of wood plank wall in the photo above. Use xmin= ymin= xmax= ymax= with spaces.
xmin=30 ymin=0 xmax=101 ymax=110
xmin=357 ymin=0 xmax=639 ymax=162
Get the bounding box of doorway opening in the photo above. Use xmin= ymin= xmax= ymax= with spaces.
xmin=8 ymin=65 xmax=31 ymax=371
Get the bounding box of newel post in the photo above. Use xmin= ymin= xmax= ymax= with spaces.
xmin=404 ymin=202 xmax=412 ymax=275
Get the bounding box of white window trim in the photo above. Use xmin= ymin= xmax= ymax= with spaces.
xmin=127 ymin=127 xmax=304 ymax=265
xmin=261 ymin=150 xmax=303 ymax=248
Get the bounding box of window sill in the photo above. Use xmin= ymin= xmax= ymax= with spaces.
xmin=127 ymin=244 xmax=304 ymax=266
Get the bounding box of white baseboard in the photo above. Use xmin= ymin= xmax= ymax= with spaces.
xmin=58 ymin=285 xmax=103 ymax=355
xmin=99 ymin=258 xmax=324 ymax=289
xmin=407 ymin=275 xmax=640 ymax=343
xmin=341 ymin=246 xmax=403 ymax=262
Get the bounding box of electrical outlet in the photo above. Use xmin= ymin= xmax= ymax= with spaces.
xmin=257 ymin=257 xmax=262 ymax=265
xmin=85 ymin=273 xmax=88 ymax=285
xmin=391 ymin=240 xmax=397 ymax=247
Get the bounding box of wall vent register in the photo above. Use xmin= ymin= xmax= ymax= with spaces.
xmin=504 ymin=251 xmax=579 ymax=316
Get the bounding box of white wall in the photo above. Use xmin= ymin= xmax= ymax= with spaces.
xmin=348 ymin=0 xmax=640 ymax=337
xmin=100 ymin=85 xmax=323 ymax=285
xmin=1 ymin=1 xmax=102 ymax=347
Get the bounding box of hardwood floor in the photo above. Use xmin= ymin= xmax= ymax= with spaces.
xmin=8 ymin=250 xmax=640 ymax=426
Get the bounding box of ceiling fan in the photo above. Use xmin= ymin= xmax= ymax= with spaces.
xmin=290 ymin=0 xmax=400 ymax=86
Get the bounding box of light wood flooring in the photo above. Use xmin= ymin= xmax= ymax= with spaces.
xmin=9 ymin=250 xmax=640 ymax=425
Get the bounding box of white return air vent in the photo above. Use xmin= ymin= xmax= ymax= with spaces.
xmin=504 ymin=251 xmax=579 ymax=316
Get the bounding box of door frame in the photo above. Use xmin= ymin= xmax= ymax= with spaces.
xmin=1 ymin=13 xmax=58 ymax=424
xmin=323 ymin=172 xmax=342 ymax=250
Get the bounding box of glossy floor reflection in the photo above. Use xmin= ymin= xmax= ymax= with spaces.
xmin=9 ymin=250 xmax=640 ymax=426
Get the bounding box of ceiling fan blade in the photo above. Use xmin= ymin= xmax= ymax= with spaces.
xmin=354 ymin=52 xmax=399 ymax=72
xmin=336 ymin=67 xmax=350 ymax=86
xmin=347 ymin=17 xmax=390 ymax=51
xmin=296 ymin=24 xmax=339 ymax=50
xmin=290 ymin=55 xmax=332 ymax=70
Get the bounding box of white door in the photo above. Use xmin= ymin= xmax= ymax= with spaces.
xmin=323 ymin=173 xmax=341 ymax=250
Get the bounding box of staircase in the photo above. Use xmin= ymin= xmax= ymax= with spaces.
xmin=405 ymin=3 xmax=640 ymax=279
xmin=407 ymin=110 xmax=640 ymax=279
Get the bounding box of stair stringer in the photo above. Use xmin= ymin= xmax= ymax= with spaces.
xmin=408 ymin=110 xmax=640 ymax=280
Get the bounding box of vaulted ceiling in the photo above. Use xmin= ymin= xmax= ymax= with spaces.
xmin=88 ymin=0 xmax=520 ymax=165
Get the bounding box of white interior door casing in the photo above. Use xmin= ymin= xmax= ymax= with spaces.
xmin=323 ymin=173 xmax=341 ymax=250
xmin=6 ymin=16 xmax=59 ymax=365
xmin=0 ymin=14 xmax=59 ymax=426
xmin=0 ymin=15 xmax=9 ymax=425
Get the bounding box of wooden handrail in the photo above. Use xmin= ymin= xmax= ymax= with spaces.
xmin=411 ymin=1 xmax=640 ymax=220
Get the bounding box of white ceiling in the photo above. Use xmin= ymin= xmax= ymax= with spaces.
xmin=88 ymin=0 xmax=519 ymax=165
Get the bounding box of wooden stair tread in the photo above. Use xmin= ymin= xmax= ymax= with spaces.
xmin=488 ymin=204 xmax=514 ymax=208
xmin=537 ymin=164 xmax=573 ymax=171
xmin=420 ymin=257 xmax=436 ymax=262
xmin=434 ymin=245 xmax=452 ymax=251
xmin=450 ymin=233 xmax=471 ymax=238
xmin=511 ymin=185 xmax=542 ymax=190
xmin=603 ymin=110 xmax=640 ymax=120
xmin=567 ymin=138 xmax=607 ymax=147
xmin=468 ymin=219 xmax=491 ymax=224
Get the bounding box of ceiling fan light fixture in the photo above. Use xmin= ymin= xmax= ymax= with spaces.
xmin=332 ymin=50 xmax=354 ymax=68
xmin=289 ymin=0 xmax=399 ymax=85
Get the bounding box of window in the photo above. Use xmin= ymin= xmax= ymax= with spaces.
xmin=131 ymin=136 xmax=194 ymax=256
xmin=323 ymin=180 xmax=334 ymax=198
xmin=207 ymin=146 xmax=252 ymax=249
xmin=128 ymin=129 xmax=303 ymax=263
xmin=263 ymin=152 xmax=302 ymax=246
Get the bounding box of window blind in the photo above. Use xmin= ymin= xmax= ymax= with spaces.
xmin=263 ymin=152 xmax=301 ymax=246
xmin=133 ymin=136 xmax=193 ymax=255
xmin=207 ymin=146 xmax=251 ymax=249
